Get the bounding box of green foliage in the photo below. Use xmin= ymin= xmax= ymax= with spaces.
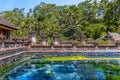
xmin=97 ymin=40 xmax=113 ymax=44
xmin=87 ymin=38 xmax=94 ymax=41
xmin=0 ymin=56 xmax=28 ymax=78
xmin=0 ymin=0 xmax=120 ymax=40
xmin=31 ymin=60 xmax=51 ymax=64
xmin=62 ymin=25 xmax=81 ymax=39
xmin=48 ymin=38 xmax=53 ymax=44
xmin=106 ymin=75 xmax=120 ymax=80
xmin=42 ymin=56 xmax=120 ymax=61
xmin=84 ymin=24 xmax=106 ymax=39
xmin=93 ymin=63 xmax=120 ymax=80
xmin=74 ymin=41 xmax=83 ymax=45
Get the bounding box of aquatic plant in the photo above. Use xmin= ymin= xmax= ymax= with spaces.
xmin=0 ymin=57 xmax=30 ymax=78
xmin=106 ymin=74 xmax=120 ymax=80
xmin=42 ymin=56 xmax=120 ymax=61
xmin=45 ymin=69 xmax=52 ymax=76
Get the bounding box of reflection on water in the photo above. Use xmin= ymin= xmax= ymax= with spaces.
xmin=2 ymin=60 xmax=120 ymax=80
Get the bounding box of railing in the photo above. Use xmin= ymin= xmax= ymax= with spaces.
xmin=0 ymin=40 xmax=120 ymax=52
xmin=0 ymin=40 xmax=30 ymax=51
xmin=0 ymin=38 xmax=29 ymax=67
xmin=29 ymin=43 xmax=120 ymax=52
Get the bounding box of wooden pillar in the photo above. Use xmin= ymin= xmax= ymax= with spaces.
xmin=8 ymin=31 xmax=12 ymax=40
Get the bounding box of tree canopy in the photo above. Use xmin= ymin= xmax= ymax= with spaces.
xmin=0 ymin=0 xmax=120 ymax=40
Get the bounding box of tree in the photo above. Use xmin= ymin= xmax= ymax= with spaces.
xmin=104 ymin=0 xmax=120 ymax=32
xmin=0 ymin=0 xmax=119 ymax=40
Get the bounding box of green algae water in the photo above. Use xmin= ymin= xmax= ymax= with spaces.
xmin=2 ymin=59 xmax=120 ymax=80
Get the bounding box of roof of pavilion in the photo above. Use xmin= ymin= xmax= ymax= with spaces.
xmin=96 ymin=32 xmax=120 ymax=41
xmin=108 ymin=33 xmax=120 ymax=41
xmin=0 ymin=18 xmax=19 ymax=30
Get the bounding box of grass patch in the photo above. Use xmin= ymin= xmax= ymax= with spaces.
xmin=97 ymin=40 xmax=113 ymax=44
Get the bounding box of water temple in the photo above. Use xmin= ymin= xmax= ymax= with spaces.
xmin=0 ymin=18 xmax=120 ymax=80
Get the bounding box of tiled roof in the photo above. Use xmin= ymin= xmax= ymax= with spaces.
xmin=0 ymin=18 xmax=19 ymax=30
xmin=96 ymin=32 xmax=120 ymax=41
xmin=109 ymin=33 xmax=120 ymax=41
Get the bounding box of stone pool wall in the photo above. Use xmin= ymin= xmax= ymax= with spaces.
xmin=29 ymin=52 xmax=120 ymax=58
xmin=0 ymin=48 xmax=27 ymax=67
xmin=0 ymin=49 xmax=120 ymax=67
